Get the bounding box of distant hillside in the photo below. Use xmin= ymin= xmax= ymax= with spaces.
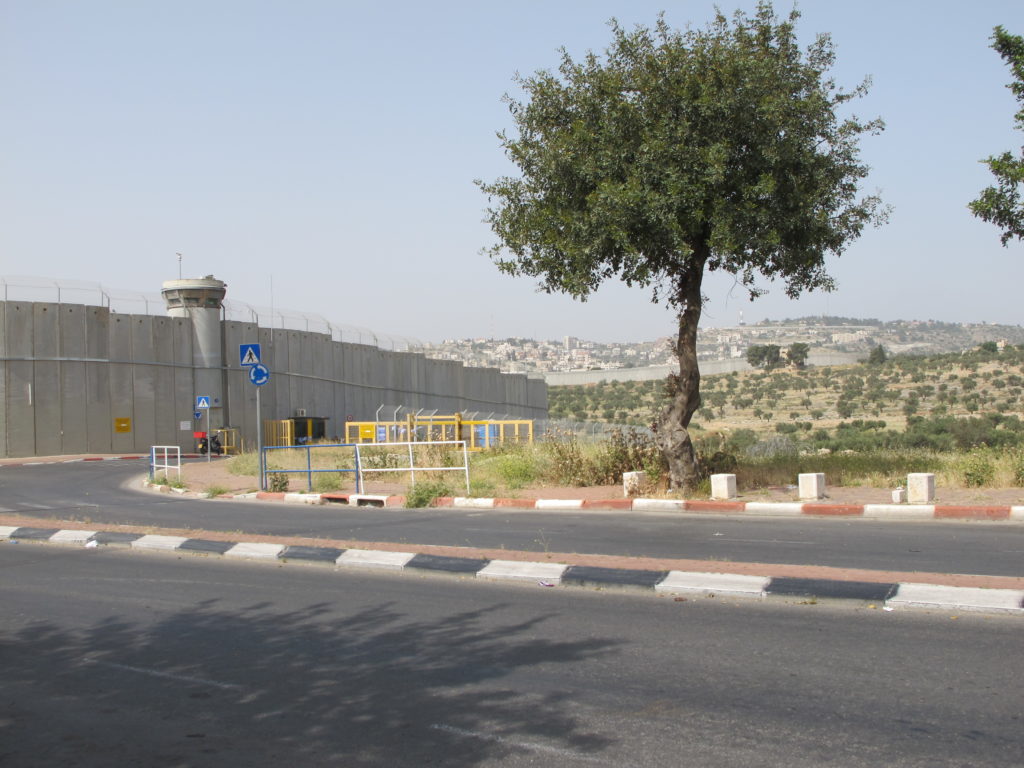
xmin=547 ymin=344 xmax=1024 ymax=452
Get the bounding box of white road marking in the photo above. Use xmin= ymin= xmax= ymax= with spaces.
xmin=83 ymin=657 xmax=242 ymax=690
xmin=430 ymin=723 xmax=608 ymax=763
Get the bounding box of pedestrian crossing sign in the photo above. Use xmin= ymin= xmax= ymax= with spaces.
xmin=239 ymin=343 xmax=261 ymax=366
xmin=196 ymin=396 xmax=211 ymax=409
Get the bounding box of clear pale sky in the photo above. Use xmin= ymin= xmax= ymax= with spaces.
xmin=2 ymin=1 xmax=1023 ymax=343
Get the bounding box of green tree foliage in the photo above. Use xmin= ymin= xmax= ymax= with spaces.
xmin=867 ymin=344 xmax=887 ymax=365
xmin=970 ymin=26 xmax=1024 ymax=245
xmin=478 ymin=3 xmax=886 ymax=489
xmin=786 ymin=342 xmax=810 ymax=368
xmin=746 ymin=344 xmax=782 ymax=370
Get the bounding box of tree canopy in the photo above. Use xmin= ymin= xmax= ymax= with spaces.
xmin=478 ymin=2 xmax=886 ymax=488
xmin=970 ymin=26 xmax=1024 ymax=245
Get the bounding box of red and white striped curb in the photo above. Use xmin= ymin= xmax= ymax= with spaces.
xmin=140 ymin=478 xmax=1024 ymax=521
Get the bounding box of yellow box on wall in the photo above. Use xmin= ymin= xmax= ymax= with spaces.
xmin=114 ymin=417 xmax=132 ymax=433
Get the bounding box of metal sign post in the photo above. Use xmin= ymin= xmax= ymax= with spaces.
xmin=256 ymin=385 xmax=263 ymax=488
xmin=196 ymin=395 xmax=211 ymax=462
xmin=241 ymin=350 xmax=270 ymax=490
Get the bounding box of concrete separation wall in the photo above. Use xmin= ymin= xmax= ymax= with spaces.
xmin=0 ymin=300 xmax=547 ymax=457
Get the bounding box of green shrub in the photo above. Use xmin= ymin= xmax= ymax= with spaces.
xmin=490 ymin=450 xmax=538 ymax=489
xmin=1012 ymin=451 xmax=1024 ymax=486
xmin=267 ymin=473 xmax=289 ymax=492
xmin=958 ymin=450 xmax=995 ymax=487
xmin=405 ymin=479 xmax=452 ymax=508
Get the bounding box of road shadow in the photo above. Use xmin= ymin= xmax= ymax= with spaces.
xmin=2 ymin=594 xmax=619 ymax=766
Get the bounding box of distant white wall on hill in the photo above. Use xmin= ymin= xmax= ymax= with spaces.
xmin=543 ymin=351 xmax=862 ymax=386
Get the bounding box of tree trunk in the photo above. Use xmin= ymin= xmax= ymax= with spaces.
xmin=655 ymin=260 xmax=705 ymax=491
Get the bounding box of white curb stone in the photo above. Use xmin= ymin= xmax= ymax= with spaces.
xmin=453 ymin=497 xmax=496 ymax=509
xmin=656 ymin=571 xmax=771 ymax=597
xmin=284 ymin=493 xmax=322 ymax=504
xmin=350 ymin=494 xmax=391 ymax=507
xmin=0 ymin=526 xmax=21 ymax=539
xmin=224 ymin=542 xmax=285 ymax=560
xmin=888 ymin=583 xmax=1024 ymax=614
xmin=132 ymin=534 xmax=189 ymax=551
xmin=862 ymin=504 xmax=935 ymax=519
xmin=743 ymin=502 xmax=804 ymax=516
xmin=477 ymin=560 xmax=567 ymax=583
xmin=535 ymin=499 xmax=584 ymax=510
xmin=632 ymin=499 xmax=685 ymax=512
xmin=50 ymin=529 xmax=98 ymax=544
xmin=1011 ymin=506 xmax=1024 ymax=521
xmin=336 ymin=549 xmax=415 ymax=570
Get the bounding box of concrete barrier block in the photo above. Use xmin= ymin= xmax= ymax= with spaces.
xmin=623 ymin=471 xmax=646 ymax=497
xmin=798 ymin=473 xmax=825 ymax=501
xmin=710 ymin=474 xmax=737 ymax=500
xmin=892 ymin=488 xmax=907 ymax=503
xmin=907 ymin=473 xmax=935 ymax=504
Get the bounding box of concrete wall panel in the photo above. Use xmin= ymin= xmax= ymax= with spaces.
xmin=32 ymin=304 xmax=59 ymax=359
xmin=86 ymin=361 xmax=112 ymax=453
xmin=60 ymin=361 xmax=89 ymax=453
xmin=59 ymin=305 xmax=87 ymax=358
xmin=5 ymin=303 xmax=33 ymax=358
xmin=6 ymin=361 xmax=36 ymax=456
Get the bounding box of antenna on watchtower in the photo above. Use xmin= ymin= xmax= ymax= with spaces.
xmin=738 ymin=310 xmax=745 ymax=327
xmin=176 ymin=252 xmax=182 ymax=279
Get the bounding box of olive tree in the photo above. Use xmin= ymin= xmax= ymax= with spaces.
xmin=478 ymin=3 xmax=886 ymax=489
xmin=970 ymin=26 xmax=1024 ymax=245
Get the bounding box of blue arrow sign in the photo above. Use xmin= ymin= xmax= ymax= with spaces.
xmin=240 ymin=343 xmax=261 ymax=366
xmin=196 ymin=396 xmax=211 ymax=409
xmin=249 ymin=363 xmax=270 ymax=386
xmin=194 ymin=411 xmax=203 ymax=420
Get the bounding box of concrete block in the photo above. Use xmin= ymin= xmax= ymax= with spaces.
xmin=907 ymin=473 xmax=935 ymax=504
xmin=798 ymin=473 xmax=825 ymax=500
xmin=623 ymin=471 xmax=646 ymax=497
xmin=892 ymin=488 xmax=907 ymax=503
xmin=710 ymin=473 xmax=737 ymax=500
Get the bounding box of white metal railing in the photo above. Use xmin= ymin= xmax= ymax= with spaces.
xmin=150 ymin=445 xmax=182 ymax=481
xmin=357 ymin=440 xmax=470 ymax=493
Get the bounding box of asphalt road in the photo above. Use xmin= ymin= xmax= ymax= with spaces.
xmin=2 ymin=545 xmax=1021 ymax=767
xmin=2 ymin=461 xmax=1023 ymax=577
